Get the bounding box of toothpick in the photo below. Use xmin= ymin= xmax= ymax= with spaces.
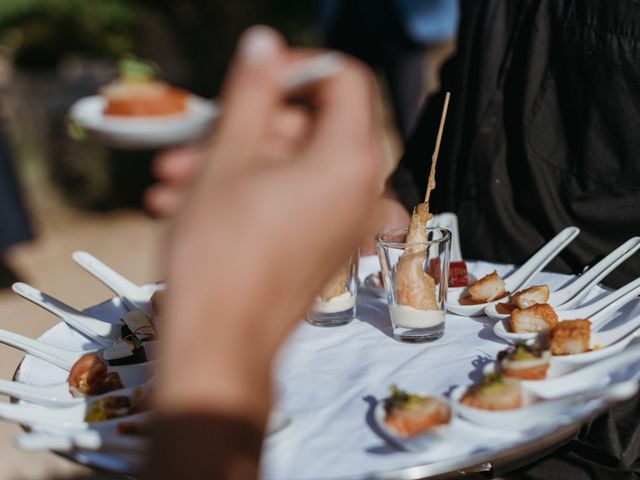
xmin=424 ymin=91 xmax=451 ymax=205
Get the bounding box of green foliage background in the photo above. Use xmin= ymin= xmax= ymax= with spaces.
xmin=0 ymin=0 xmax=135 ymax=67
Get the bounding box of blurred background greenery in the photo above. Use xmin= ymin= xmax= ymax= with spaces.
xmin=0 ymin=0 xmax=316 ymax=210
xmin=0 ymin=0 xmax=134 ymax=67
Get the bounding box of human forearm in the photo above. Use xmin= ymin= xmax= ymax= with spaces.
xmin=148 ymin=25 xmax=388 ymax=479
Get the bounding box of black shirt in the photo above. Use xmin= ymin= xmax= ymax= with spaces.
xmin=397 ymin=1 xmax=640 ymax=478
xmin=397 ymin=0 xmax=640 ymax=289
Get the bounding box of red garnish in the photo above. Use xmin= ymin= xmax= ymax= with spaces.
xmin=449 ymin=261 xmax=468 ymax=287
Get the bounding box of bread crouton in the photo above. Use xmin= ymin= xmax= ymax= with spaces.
xmin=509 ymin=304 xmax=558 ymax=333
xmin=511 ymin=285 xmax=550 ymax=310
xmin=550 ymin=319 xmax=591 ymax=355
xmin=466 ymin=271 xmax=507 ymax=303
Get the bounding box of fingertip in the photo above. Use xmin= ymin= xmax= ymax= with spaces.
xmin=153 ymin=147 xmax=204 ymax=183
xmin=144 ymin=185 xmax=183 ymax=218
xmin=213 ymin=26 xmax=289 ymax=167
xmin=236 ymin=25 xmax=285 ymax=66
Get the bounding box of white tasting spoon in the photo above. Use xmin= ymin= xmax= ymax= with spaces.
xmin=0 ymin=379 xmax=154 ymax=409
xmin=12 ymin=282 xmax=157 ymax=359
xmin=0 ymin=329 xmax=155 ymax=390
xmin=14 ymin=408 xmax=290 ymax=452
xmin=428 ymin=212 xmax=463 ymax=262
xmin=12 ymin=282 xmax=120 ymax=347
xmin=447 ymin=226 xmax=580 ymax=317
xmin=72 ymin=251 xmax=155 ymax=317
xmin=0 ymin=328 xmax=158 ymax=369
xmin=0 ymin=404 xmax=150 ymax=433
xmin=550 ymin=323 xmax=640 ymax=368
xmin=484 ymin=237 xmax=640 ymax=321
xmin=493 ymin=325 xmax=640 ymax=380
xmin=524 ymin=343 xmax=640 ymax=397
xmin=3 ymin=385 xmax=151 ymax=426
xmin=373 ymin=393 xmax=453 ymax=452
xmin=488 ymin=341 xmax=640 ymax=390
xmin=14 ymin=430 xmax=146 ymax=453
xmin=493 ymin=276 xmax=640 ymax=343
xmin=0 ymin=328 xmax=88 ymax=370
xmin=451 ymin=379 xmax=637 ymax=431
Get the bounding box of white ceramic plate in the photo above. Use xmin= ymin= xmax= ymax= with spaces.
xmin=69 ymin=95 xmax=218 ymax=149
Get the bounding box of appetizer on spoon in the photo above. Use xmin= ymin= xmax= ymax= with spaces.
xmin=485 ymin=237 xmax=640 ymax=321
xmin=451 ymin=372 xmax=638 ymax=431
xmin=5 ymin=383 xmax=151 ymax=426
xmin=0 ymin=329 xmax=154 ymax=395
xmin=374 ymin=385 xmax=452 ymax=451
xmin=523 ymin=342 xmax=640 ymax=397
xmin=0 ymin=377 xmax=154 ymax=409
xmin=446 ymin=226 xmax=580 ymax=317
xmin=493 ymin=276 xmax=640 ymax=344
xmin=0 ymin=402 xmax=150 ymax=435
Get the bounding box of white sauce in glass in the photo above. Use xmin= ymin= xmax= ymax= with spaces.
xmin=389 ymin=304 xmax=445 ymax=329
xmin=312 ymin=292 xmax=356 ymax=314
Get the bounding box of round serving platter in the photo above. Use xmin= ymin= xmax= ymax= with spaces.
xmin=11 ymin=258 xmax=640 ymax=479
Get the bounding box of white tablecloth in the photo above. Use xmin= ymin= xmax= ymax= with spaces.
xmin=261 ymin=257 xmax=607 ymax=480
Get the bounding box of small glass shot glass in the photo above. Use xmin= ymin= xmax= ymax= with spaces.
xmin=306 ymin=251 xmax=359 ymax=327
xmin=376 ymin=227 xmax=451 ymax=343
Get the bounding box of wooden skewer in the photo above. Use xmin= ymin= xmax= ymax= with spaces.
xmin=424 ymin=91 xmax=451 ymax=205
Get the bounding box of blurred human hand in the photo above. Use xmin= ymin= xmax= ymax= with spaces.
xmin=157 ymin=27 xmax=392 ymax=425
xmin=145 ymin=100 xmax=312 ymax=216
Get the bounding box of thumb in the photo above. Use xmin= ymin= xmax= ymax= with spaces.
xmin=213 ymin=26 xmax=288 ymax=169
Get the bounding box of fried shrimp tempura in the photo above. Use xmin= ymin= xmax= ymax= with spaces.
xmin=320 ymin=266 xmax=348 ymax=301
xmin=395 ymin=203 xmax=439 ymax=310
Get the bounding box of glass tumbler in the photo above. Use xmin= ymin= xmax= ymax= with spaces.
xmin=306 ymin=251 xmax=359 ymax=327
xmin=376 ymin=227 xmax=451 ymax=342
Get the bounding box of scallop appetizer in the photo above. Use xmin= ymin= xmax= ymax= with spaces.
xmin=461 ymin=271 xmax=507 ymax=304
xmin=383 ymin=385 xmax=451 ymax=438
xmin=509 ymin=303 xmax=558 ymax=333
xmin=497 ymin=284 xmax=550 ymax=314
xmin=497 ymin=342 xmax=551 ymax=380
xmin=550 ymin=319 xmax=591 ymax=355
xmin=460 ymin=373 xmax=522 ymax=411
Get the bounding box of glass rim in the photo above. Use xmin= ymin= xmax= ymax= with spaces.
xmin=376 ymin=226 xmax=452 ymax=248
